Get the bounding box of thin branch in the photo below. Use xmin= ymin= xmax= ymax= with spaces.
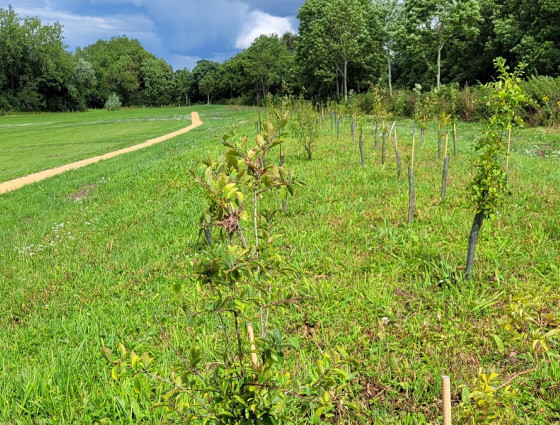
xmin=151 ymin=307 xmax=209 ymax=387
xmin=494 ymin=354 xmax=539 ymax=390
xmin=142 ymin=370 xmax=212 ymax=413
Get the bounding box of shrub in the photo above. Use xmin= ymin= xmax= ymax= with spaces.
xmin=104 ymin=93 xmax=122 ymax=111
xmin=520 ymin=76 xmax=560 ymax=126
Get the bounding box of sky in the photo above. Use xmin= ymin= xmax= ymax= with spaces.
xmin=3 ymin=0 xmax=304 ymax=70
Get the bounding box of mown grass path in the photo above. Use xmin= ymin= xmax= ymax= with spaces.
xmin=0 ymin=112 xmax=202 ymax=194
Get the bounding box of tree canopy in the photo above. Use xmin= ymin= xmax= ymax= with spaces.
xmin=1 ymin=1 xmax=560 ymax=112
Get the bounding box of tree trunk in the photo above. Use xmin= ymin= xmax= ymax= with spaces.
xmin=374 ymin=124 xmax=379 ymax=151
xmin=466 ymin=211 xmax=484 ymax=280
xmin=397 ymin=150 xmax=402 ymax=179
xmin=437 ymin=45 xmax=442 ymax=91
xmin=506 ymin=127 xmax=511 ymax=184
xmin=207 ymin=94 xmax=210 ymax=105
xmin=387 ymin=51 xmax=393 ymax=97
xmin=343 ymin=59 xmax=348 ymax=101
xmin=336 ymin=116 xmax=341 ymax=139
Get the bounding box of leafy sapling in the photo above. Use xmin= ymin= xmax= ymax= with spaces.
xmin=465 ymin=58 xmax=526 ymax=280
xmin=293 ymin=99 xmax=319 ymax=160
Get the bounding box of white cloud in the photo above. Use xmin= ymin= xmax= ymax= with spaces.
xmin=170 ymin=52 xmax=231 ymax=70
xmin=8 ymin=1 xmax=300 ymax=70
xmin=12 ymin=6 xmax=162 ymax=53
xmin=235 ymin=10 xmax=296 ymax=49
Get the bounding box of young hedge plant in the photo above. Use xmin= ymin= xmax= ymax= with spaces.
xmin=465 ymin=58 xmax=526 ymax=281
xmin=102 ymin=109 xmax=363 ymax=424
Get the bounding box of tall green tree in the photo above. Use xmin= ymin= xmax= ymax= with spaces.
xmin=402 ymin=0 xmax=482 ymax=90
xmin=243 ymin=34 xmax=293 ymax=100
xmin=191 ymin=59 xmax=219 ymax=103
xmin=488 ymin=0 xmax=560 ymax=77
xmin=71 ymin=58 xmax=97 ymax=110
xmin=297 ymin=0 xmax=382 ymax=100
xmin=376 ymin=0 xmax=404 ymax=96
xmin=78 ymin=36 xmax=155 ymax=106
xmin=141 ymin=57 xmax=173 ymax=105
xmin=173 ymin=68 xmax=194 ymax=106
xmin=0 ymin=6 xmax=77 ymax=111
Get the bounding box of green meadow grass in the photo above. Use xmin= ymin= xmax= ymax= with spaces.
xmin=0 ymin=105 xmax=559 ymax=423
xmin=0 ymin=107 xmax=197 ymax=182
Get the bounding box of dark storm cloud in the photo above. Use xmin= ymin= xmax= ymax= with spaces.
xmin=5 ymin=0 xmax=302 ymax=70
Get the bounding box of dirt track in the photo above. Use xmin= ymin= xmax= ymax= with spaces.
xmin=0 ymin=112 xmax=203 ymax=195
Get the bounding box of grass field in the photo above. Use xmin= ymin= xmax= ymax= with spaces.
xmin=1 ymin=105 xmax=559 ymax=423
xmin=0 ymin=107 xmax=194 ymax=182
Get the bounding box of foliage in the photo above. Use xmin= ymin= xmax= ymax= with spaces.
xmin=242 ymin=35 xmax=294 ymax=99
xmin=296 ymin=0 xmax=383 ymax=100
xmin=459 ymin=369 xmax=519 ymax=424
xmin=292 ymin=99 xmax=319 ymax=160
xmin=468 ymin=58 xmax=526 ymax=217
xmin=520 ymin=76 xmax=560 ymax=127
xmin=2 ymin=105 xmax=560 ymax=422
xmin=400 ymin=0 xmax=483 ymax=90
xmin=100 ymin=108 xmax=363 ymax=423
xmin=4 ymin=2 xmax=560 ymax=111
xmin=104 ymin=93 xmax=122 ymax=111
xmin=460 ymin=286 xmax=560 ymax=422
xmin=0 ymin=6 xmax=78 ymax=111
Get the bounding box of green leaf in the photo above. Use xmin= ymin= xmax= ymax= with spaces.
xmin=461 ymin=386 xmax=471 ymax=403
xmin=133 ymin=376 xmax=142 ymax=394
xmin=111 ymin=365 xmax=119 ymax=381
xmin=171 ymin=281 xmax=182 ymax=294
xmin=545 ymin=328 xmax=560 ymax=339
xmin=101 ymin=347 xmax=112 ymax=363
xmin=492 ymin=334 xmax=505 ymax=354
xmin=140 ymin=352 xmax=151 ymax=368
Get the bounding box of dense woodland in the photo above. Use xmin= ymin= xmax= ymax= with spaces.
xmin=1 ymin=0 xmax=559 ymax=112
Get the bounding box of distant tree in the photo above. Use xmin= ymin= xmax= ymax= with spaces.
xmin=141 ymin=57 xmax=173 ymax=105
xmin=243 ymin=34 xmax=293 ymax=99
xmin=78 ymin=36 xmax=156 ymax=106
xmin=199 ymin=74 xmax=216 ymax=104
xmin=71 ymin=58 xmax=97 ymax=110
xmin=192 ymin=60 xmax=219 ymax=103
xmin=174 ymin=68 xmax=194 ymax=106
xmin=104 ymin=93 xmax=122 ymax=111
xmin=296 ymin=0 xmax=381 ymax=100
xmin=0 ymin=6 xmax=77 ymax=111
xmin=401 ymin=0 xmax=482 ymax=90
xmin=488 ymin=0 xmax=560 ymax=77
xmin=281 ymin=32 xmax=297 ymax=53
xmin=216 ymin=55 xmax=245 ymax=100
xmin=377 ymin=0 xmax=404 ymax=96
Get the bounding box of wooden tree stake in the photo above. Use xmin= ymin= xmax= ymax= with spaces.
xmin=247 ymin=323 xmax=259 ymax=372
xmin=442 ymin=375 xmax=451 ymax=425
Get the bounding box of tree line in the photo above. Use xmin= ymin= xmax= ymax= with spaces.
xmin=1 ymin=0 xmax=559 ymax=112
